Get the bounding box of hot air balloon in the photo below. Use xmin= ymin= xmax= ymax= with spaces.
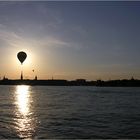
xmin=17 ymin=51 xmax=27 ymax=65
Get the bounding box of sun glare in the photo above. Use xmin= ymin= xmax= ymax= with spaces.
xmin=16 ymin=50 xmax=33 ymax=67
xmin=9 ymin=48 xmax=36 ymax=79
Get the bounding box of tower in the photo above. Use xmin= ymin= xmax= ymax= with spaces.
xmin=21 ymin=71 xmax=23 ymax=80
xmin=35 ymin=75 xmax=37 ymax=80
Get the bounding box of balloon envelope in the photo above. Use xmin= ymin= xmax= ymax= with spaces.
xmin=17 ymin=51 xmax=27 ymax=64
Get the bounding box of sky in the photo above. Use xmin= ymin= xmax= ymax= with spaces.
xmin=0 ymin=1 xmax=140 ymax=80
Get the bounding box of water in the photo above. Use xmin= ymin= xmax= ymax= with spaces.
xmin=0 ymin=85 xmax=140 ymax=139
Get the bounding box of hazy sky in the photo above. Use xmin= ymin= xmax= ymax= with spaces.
xmin=0 ymin=1 xmax=140 ymax=80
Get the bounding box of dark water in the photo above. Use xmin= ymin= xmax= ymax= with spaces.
xmin=0 ymin=85 xmax=140 ymax=139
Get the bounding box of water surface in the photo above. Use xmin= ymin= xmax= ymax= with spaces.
xmin=0 ymin=86 xmax=140 ymax=139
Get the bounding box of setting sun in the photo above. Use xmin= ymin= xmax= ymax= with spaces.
xmin=9 ymin=49 xmax=36 ymax=79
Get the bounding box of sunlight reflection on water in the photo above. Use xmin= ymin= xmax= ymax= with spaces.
xmin=16 ymin=85 xmax=30 ymax=115
xmin=14 ymin=85 xmax=37 ymax=138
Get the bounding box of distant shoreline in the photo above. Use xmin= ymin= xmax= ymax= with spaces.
xmin=0 ymin=78 xmax=140 ymax=87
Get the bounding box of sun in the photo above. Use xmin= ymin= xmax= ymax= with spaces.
xmin=7 ymin=48 xmax=36 ymax=79
xmin=14 ymin=49 xmax=36 ymax=69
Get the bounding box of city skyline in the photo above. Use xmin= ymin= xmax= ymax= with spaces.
xmin=0 ymin=1 xmax=140 ymax=80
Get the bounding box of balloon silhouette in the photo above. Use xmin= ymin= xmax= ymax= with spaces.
xmin=17 ymin=51 xmax=27 ymax=64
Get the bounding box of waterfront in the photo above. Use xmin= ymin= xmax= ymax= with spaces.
xmin=0 ymin=86 xmax=140 ymax=139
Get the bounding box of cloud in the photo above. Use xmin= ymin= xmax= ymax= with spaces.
xmin=35 ymin=37 xmax=68 ymax=47
xmin=0 ymin=23 xmax=70 ymax=52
